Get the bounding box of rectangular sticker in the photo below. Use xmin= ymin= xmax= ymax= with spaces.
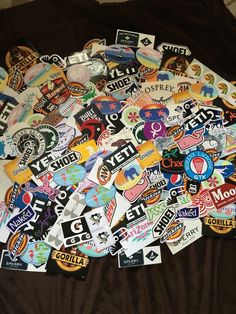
xmin=167 ymin=219 xmax=202 ymax=254
xmin=116 ymin=29 xmax=155 ymax=48
xmin=103 ymin=142 xmax=139 ymax=173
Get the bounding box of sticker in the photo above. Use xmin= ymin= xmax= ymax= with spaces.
xmin=105 ymin=45 xmax=135 ymax=63
xmin=137 ymin=140 xmax=162 ymax=168
xmin=61 ymin=217 xmax=93 ymax=247
xmin=53 ymin=164 xmax=86 ymax=186
xmin=118 ymin=245 xmax=161 ymax=267
xmin=7 ymin=232 xmax=29 ymax=261
xmin=47 ymin=151 xmax=81 ymax=173
xmin=40 ymin=77 xmax=70 ymax=105
xmin=203 ymin=215 xmax=236 ymax=236
xmin=20 ymin=241 xmax=51 ymax=265
xmin=87 ymin=157 xmax=116 ymax=189
xmin=36 ymin=124 xmax=59 ymax=152
xmin=167 ymin=219 xmax=202 ymax=254
xmin=152 ymin=206 xmax=176 ymax=238
xmin=121 ymin=105 xmax=142 ymax=127
xmin=4 ymin=158 xmax=33 ymax=185
xmin=143 ymin=121 xmax=166 ymax=140
xmin=12 ymin=127 xmax=46 ymax=159
xmin=123 ymin=172 xmax=149 ymax=203
xmin=176 ymin=207 xmax=199 ymax=220
xmin=139 ymin=104 xmax=169 ymax=122
xmin=103 ymin=142 xmax=139 ymax=174
xmin=184 ymin=150 xmax=214 ymax=181
xmin=190 ymin=82 xmax=218 ymax=101
xmin=115 ymin=160 xmax=143 ymax=190
xmin=67 ymin=64 xmax=91 ymax=84
xmin=91 ymin=95 xmax=122 ymax=115
xmin=157 ymin=42 xmax=191 ymax=56
xmin=208 ymin=183 xmax=236 ymax=210
xmin=115 ymin=29 xmax=155 ymax=48
xmin=54 ymin=123 xmax=76 ymax=151
xmin=40 ymin=53 xmax=66 ymax=69
xmin=105 ymin=75 xmax=133 ymax=94
xmin=136 ymin=48 xmax=162 ymax=69
xmin=209 ymin=203 xmax=236 ymax=220
xmin=160 ymin=221 xmax=185 ymax=243
xmin=71 ymin=139 xmax=98 ymax=164
xmin=85 ymin=185 xmax=116 ymax=208
xmin=78 ymin=241 xmax=109 ymax=258
xmin=161 ymin=147 xmax=185 ymax=173
xmin=46 ymin=246 xmax=90 ymax=279
xmin=157 ymin=71 xmax=175 ymax=81
xmin=6 ymin=205 xmax=35 ymax=233
xmin=28 ymin=152 xmax=54 ymax=179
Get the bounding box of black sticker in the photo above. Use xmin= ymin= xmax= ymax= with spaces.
xmin=28 ymin=152 xmax=54 ymax=178
xmin=103 ymin=142 xmax=139 ymax=173
xmin=118 ymin=250 xmax=144 ymax=268
xmin=74 ymin=104 xmax=107 ymax=127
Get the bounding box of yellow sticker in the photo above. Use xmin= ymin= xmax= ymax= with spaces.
xmin=137 ymin=140 xmax=162 ymax=168
xmin=4 ymin=158 xmax=33 ymax=184
xmin=71 ymin=139 xmax=98 ymax=164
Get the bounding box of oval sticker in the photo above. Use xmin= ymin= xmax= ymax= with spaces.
xmin=136 ymin=48 xmax=162 ymax=69
xmin=20 ymin=241 xmax=51 ymax=265
xmin=85 ymin=185 xmax=116 ymax=208
xmin=190 ymin=82 xmax=218 ymax=101
xmin=139 ymin=104 xmax=169 ymax=122
xmin=78 ymin=241 xmax=109 ymax=258
xmin=115 ymin=160 xmax=143 ymax=190
xmin=53 ymin=164 xmax=86 ymax=186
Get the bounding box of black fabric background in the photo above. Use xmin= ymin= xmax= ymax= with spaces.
xmin=0 ymin=1 xmax=235 ymax=313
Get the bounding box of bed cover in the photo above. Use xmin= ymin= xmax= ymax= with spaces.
xmin=0 ymin=0 xmax=236 ymax=313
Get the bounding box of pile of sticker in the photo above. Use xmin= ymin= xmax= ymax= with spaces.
xmin=0 ymin=29 xmax=236 ymax=278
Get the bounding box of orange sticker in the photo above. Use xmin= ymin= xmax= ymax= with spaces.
xmin=137 ymin=140 xmax=162 ymax=168
xmin=4 ymin=158 xmax=33 ymax=184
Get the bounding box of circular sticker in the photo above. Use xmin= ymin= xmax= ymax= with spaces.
xmin=86 ymin=58 xmax=107 ymax=77
xmin=12 ymin=127 xmax=46 ymax=158
xmin=20 ymin=241 xmax=51 ymax=265
xmin=7 ymin=102 xmax=34 ymax=127
xmin=36 ymin=124 xmax=59 ymax=152
xmin=143 ymin=121 xmax=166 ymax=139
xmin=54 ymin=123 xmax=76 ymax=151
xmin=136 ymin=48 xmax=162 ymax=69
xmin=25 ymin=113 xmax=45 ymax=127
xmin=138 ymin=65 xmax=157 ymax=80
xmin=121 ymin=106 xmax=142 ymax=127
xmin=201 ymin=169 xmax=225 ymax=189
xmin=190 ymin=82 xmax=218 ymax=101
xmin=184 ymin=150 xmax=214 ymax=181
xmin=105 ymin=45 xmax=135 ymax=63
xmin=78 ymin=241 xmax=109 ymax=258
xmin=67 ymin=64 xmax=91 ymax=84
xmin=132 ymin=121 xmax=147 ymax=144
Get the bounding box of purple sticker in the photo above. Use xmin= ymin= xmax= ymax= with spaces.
xmin=143 ymin=121 xmax=166 ymax=139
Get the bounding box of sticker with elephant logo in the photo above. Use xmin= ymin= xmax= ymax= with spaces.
xmin=190 ymin=82 xmax=218 ymax=101
xmin=115 ymin=160 xmax=143 ymax=190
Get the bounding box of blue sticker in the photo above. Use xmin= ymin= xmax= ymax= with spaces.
xmin=209 ymin=203 xmax=236 ymax=219
xmin=184 ymin=150 xmax=214 ymax=181
xmin=20 ymin=241 xmax=51 ymax=266
xmin=53 ymin=164 xmax=86 ymax=186
xmin=139 ymin=105 xmax=169 ymax=122
xmin=85 ymin=185 xmax=116 ymax=208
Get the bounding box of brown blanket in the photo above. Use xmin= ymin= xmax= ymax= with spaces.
xmin=0 ymin=1 xmax=236 ymax=313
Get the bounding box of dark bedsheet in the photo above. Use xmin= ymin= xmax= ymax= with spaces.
xmin=0 ymin=1 xmax=235 ymax=313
